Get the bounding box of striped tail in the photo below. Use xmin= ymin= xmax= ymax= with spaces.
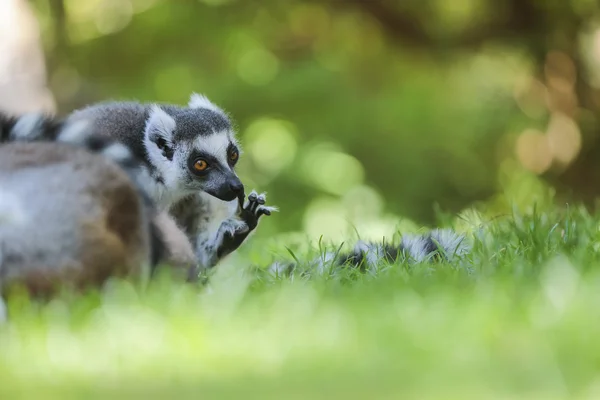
xmin=268 ymin=228 xmax=471 ymax=277
xmin=2 ymin=112 xmax=154 ymax=203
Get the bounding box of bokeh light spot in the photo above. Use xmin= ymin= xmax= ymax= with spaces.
xmin=94 ymin=0 xmax=133 ymax=36
xmin=237 ymin=48 xmax=279 ymax=86
xmin=341 ymin=185 xmax=384 ymax=221
xmin=245 ymin=118 xmax=298 ymax=176
xmin=516 ymin=129 xmax=552 ymax=174
xmin=513 ymin=77 xmax=548 ymax=119
xmin=594 ymin=29 xmax=600 ymax=65
xmin=546 ymin=112 xmax=581 ymax=167
xmin=434 ymin=0 xmax=480 ymax=31
xmin=303 ymin=197 xmax=348 ymax=241
xmin=301 ymin=144 xmax=365 ymax=196
xmin=545 ymin=51 xmax=576 ymax=92
xmin=302 ymin=186 xmax=403 ymax=242
xmin=65 ymin=0 xmax=133 ymax=43
xmin=289 ymin=4 xmax=330 ymax=38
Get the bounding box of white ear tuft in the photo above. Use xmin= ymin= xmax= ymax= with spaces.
xmin=188 ymin=92 xmax=224 ymax=114
xmin=145 ymin=105 xmax=176 ymax=143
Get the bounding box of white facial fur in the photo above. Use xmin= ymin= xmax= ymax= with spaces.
xmin=143 ymin=105 xmax=186 ymax=206
xmin=198 ymin=191 xmax=239 ymax=234
xmin=188 ymin=92 xmax=241 ymax=169
xmin=193 ymin=131 xmax=240 ymax=167
xmin=142 ymin=97 xmax=243 ymax=208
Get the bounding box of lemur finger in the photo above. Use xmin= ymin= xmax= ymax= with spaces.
xmin=248 ymin=191 xmax=258 ymax=202
xmin=237 ymin=193 xmax=245 ymax=212
xmin=256 ymin=205 xmax=278 ymax=218
xmin=249 ymin=199 xmax=260 ymax=213
xmin=257 ymin=208 xmax=271 ymax=218
xmin=249 ymin=192 xmax=267 ymax=213
xmin=248 ymin=191 xmax=263 ymax=213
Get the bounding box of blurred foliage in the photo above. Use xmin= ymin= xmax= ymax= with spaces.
xmin=28 ymin=0 xmax=600 ymax=241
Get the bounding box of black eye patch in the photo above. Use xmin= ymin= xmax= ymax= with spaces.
xmin=187 ymin=151 xmax=221 ymax=172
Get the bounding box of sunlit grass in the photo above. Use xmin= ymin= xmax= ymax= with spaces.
xmin=2 ymin=204 xmax=600 ymax=399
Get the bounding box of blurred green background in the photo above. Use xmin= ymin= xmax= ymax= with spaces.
xmin=23 ymin=0 xmax=600 ymax=242
xmin=4 ymin=3 xmax=600 ymax=396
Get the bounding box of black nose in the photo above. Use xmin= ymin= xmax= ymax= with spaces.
xmin=229 ymin=180 xmax=244 ymax=196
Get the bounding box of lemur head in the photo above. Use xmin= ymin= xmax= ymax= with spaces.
xmin=143 ymin=93 xmax=244 ymax=202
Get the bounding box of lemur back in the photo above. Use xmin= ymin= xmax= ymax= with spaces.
xmin=0 ymin=141 xmax=153 ymax=293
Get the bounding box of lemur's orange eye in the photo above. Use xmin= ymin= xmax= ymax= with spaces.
xmin=194 ymin=159 xmax=208 ymax=171
xmin=230 ymin=151 xmax=238 ymax=162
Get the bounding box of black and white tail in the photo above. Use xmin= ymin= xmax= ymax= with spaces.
xmin=268 ymin=228 xmax=471 ymax=276
xmin=1 ymin=112 xmax=152 ymax=200
xmin=0 ymin=111 xmax=166 ymax=268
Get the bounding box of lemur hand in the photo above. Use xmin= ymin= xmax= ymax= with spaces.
xmin=236 ymin=190 xmax=278 ymax=231
xmin=215 ymin=190 xmax=277 ymax=262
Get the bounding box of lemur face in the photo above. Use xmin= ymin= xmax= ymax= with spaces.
xmin=143 ymin=94 xmax=244 ymax=203
xmin=181 ymin=130 xmax=243 ymax=201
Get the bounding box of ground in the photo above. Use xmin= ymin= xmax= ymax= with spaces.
xmin=1 ymin=204 xmax=600 ymax=399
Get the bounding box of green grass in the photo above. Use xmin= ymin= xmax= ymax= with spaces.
xmin=3 ymin=204 xmax=600 ymax=399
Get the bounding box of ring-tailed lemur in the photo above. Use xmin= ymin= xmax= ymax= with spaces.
xmin=268 ymin=228 xmax=471 ymax=277
xmin=0 ymin=112 xmax=200 ymax=322
xmin=1 ymin=95 xmax=469 ymax=278
xmin=64 ymin=93 xmax=277 ymax=269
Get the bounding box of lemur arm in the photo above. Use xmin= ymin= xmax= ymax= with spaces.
xmin=170 ymin=191 xmax=276 ymax=269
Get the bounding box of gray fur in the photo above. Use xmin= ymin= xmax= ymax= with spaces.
xmin=0 ymin=141 xmax=200 ymax=322
xmin=400 ymin=234 xmax=436 ymax=262
xmin=67 ymin=99 xmax=232 ymax=174
xmin=0 ymin=112 xmax=204 ymax=322
xmin=429 ymin=228 xmax=470 ymax=261
xmin=0 ymin=141 xmax=154 ymax=297
xmin=268 ymin=228 xmax=471 ymax=277
xmin=67 ymin=95 xmax=241 ymax=207
xmin=66 ymin=93 xmax=277 ymax=270
xmin=1 ymin=111 xmax=155 ymax=208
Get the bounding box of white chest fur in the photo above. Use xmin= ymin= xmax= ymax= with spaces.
xmin=198 ymin=191 xmax=238 ymax=235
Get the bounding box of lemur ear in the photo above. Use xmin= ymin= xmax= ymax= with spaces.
xmin=144 ymin=105 xmax=176 ymax=160
xmin=188 ymin=92 xmax=223 ymax=114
